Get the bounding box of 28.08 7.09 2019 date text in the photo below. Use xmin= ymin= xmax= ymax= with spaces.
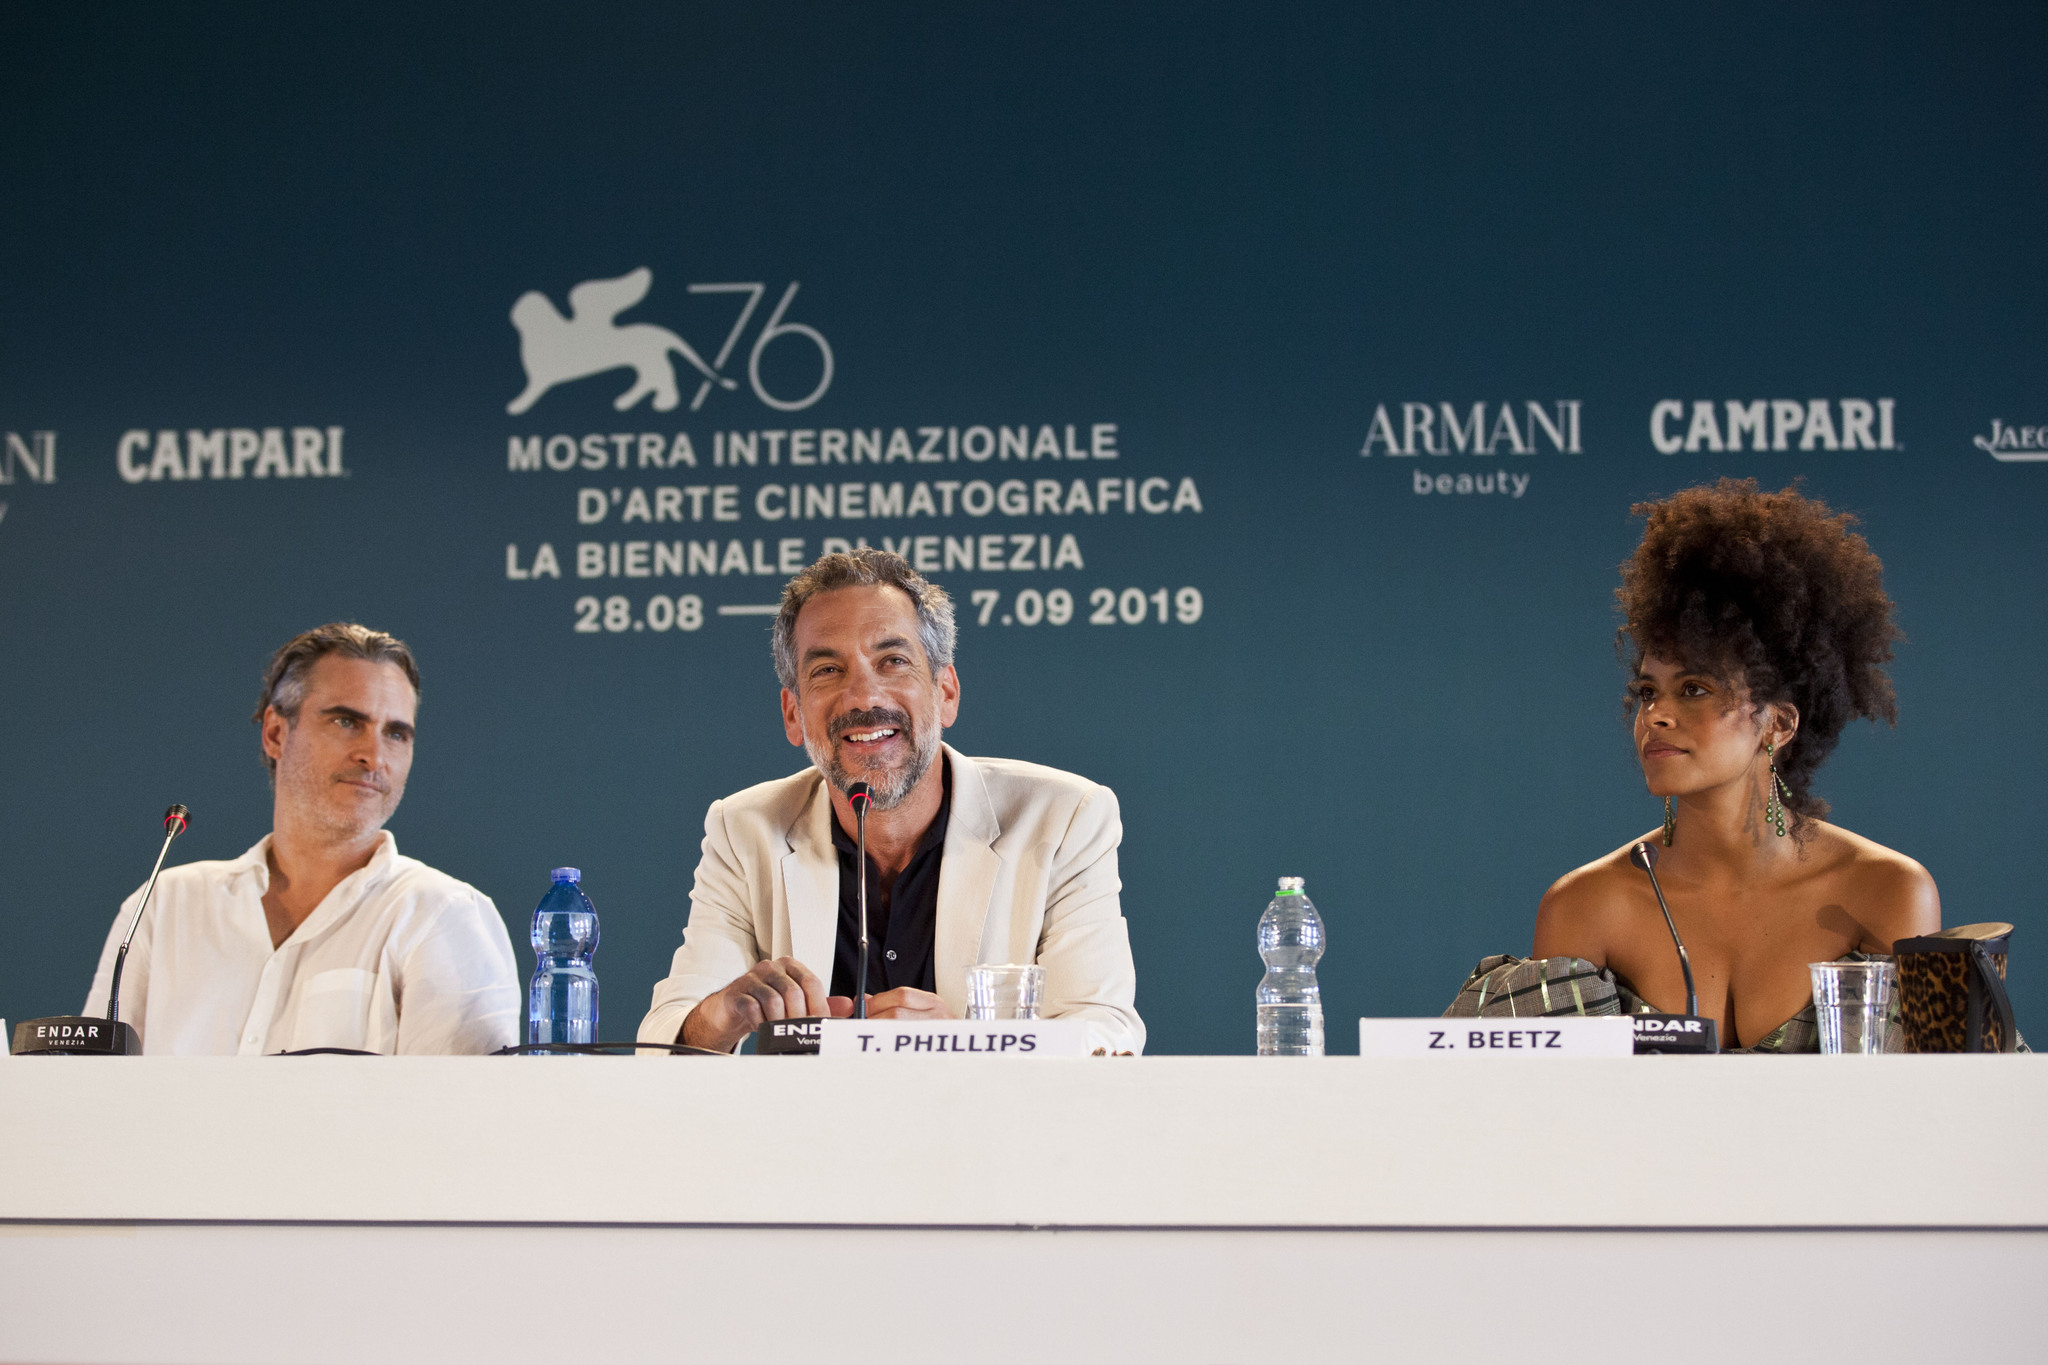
xmin=571 ymin=587 xmax=1202 ymax=634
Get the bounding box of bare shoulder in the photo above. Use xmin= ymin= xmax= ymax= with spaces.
xmin=1804 ymin=821 xmax=1942 ymax=947
xmin=1532 ymin=838 xmax=1656 ymax=964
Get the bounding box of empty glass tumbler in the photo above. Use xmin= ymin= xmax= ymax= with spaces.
xmin=1809 ymin=960 xmax=1897 ymax=1054
xmin=966 ymin=964 xmax=1044 ymax=1020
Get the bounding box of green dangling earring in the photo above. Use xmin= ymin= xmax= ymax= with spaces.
xmin=1662 ymin=796 xmax=1675 ymax=847
xmin=1764 ymin=741 xmax=1790 ymax=838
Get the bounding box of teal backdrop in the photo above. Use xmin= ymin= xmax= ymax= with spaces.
xmin=2 ymin=2 xmax=2043 ymax=1052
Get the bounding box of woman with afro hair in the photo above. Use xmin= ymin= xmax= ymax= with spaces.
xmin=1448 ymin=479 xmax=1939 ymax=1051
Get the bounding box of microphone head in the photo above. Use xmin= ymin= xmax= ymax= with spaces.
xmin=847 ymin=782 xmax=873 ymax=815
xmin=164 ymin=803 xmax=191 ymax=836
xmin=1628 ymin=840 xmax=1658 ymax=873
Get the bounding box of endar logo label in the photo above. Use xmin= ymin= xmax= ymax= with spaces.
xmin=507 ymin=269 xmax=833 ymax=415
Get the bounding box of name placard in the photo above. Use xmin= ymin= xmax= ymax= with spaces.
xmin=817 ymin=1018 xmax=1088 ymax=1057
xmin=1359 ymin=1017 xmax=1635 ymax=1057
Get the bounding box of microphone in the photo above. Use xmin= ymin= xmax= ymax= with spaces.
xmin=1626 ymin=839 xmax=1718 ymax=1054
xmin=849 ymin=782 xmax=873 ymax=1021
xmin=753 ymin=782 xmax=874 ymax=1055
xmin=106 ymin=804 xmax=191 ymax=1027
xmin=11 ymin=803 xmax=190 ymax=1055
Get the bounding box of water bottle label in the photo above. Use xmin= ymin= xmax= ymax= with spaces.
xmin=1358 ymin=1017 xmax=1634 ymax=1057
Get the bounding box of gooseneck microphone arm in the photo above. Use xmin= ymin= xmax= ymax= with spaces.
xmin=1629 ymin=839 xmax=1697 ymax=1019
xmin=106 ymin=804 xmax=191 ymax=1026
xmin=849 ymin=783 xmax=872 ymax=1021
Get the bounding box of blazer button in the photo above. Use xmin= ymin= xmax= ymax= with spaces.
xmin=884 ymin=949 xmax=897 ymax=962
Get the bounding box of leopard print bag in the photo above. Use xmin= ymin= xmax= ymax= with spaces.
xmin=1894 ymin=923 xmax=2018 ymax=1053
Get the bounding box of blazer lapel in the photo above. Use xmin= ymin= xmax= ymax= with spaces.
xmin=779 ymin=777 xmax=841 ymax=983
xmin=934 ymin=745 xmax=1002 ymax=1016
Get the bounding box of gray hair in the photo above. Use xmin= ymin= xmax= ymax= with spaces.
xmin=771 ymin=548 xmax=956 ymax=690
xmin=252 ymin=622 xmax=420 ymax=774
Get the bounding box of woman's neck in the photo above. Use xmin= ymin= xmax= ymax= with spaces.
xmin=1665 ymin=767 xmax=1796 ymax=879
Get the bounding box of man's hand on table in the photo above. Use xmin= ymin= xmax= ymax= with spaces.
xmin=680 ymin=961 xmax=955 ymax=1051
xmin=861 ymin=987 xmax=952 ymax=1020
xmin=681 ymin=958 xmax=851 ymax=1051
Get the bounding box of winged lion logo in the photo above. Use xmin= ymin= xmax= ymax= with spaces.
xmin=506 ymin=268 xmax=735 ymax=415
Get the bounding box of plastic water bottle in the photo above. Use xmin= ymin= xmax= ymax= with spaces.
xmin=529 ymin=867 xmax=600 ymax=1046
xmin=1257 ymin=875 xmax=1325 ymax=1056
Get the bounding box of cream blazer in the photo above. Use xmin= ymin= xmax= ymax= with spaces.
xmin=637 ymin=745 xmax=1144 ymax=1054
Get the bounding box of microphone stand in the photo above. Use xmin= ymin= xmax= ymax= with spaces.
xmin=852 ymin=783 xmax=871 ymax=1020
xmin=748 ymin=783 xmax=871 ymax=1057
xmin=10 ymin=804 xmax=188 ymax=1055
xmin=107 ymin=806 xmax=190 ymax=1027
xmin=1628 ymin=839 xmax=1718 ymax=1054
xmin=1632 ymin=840 xmax=1696 ymax=1018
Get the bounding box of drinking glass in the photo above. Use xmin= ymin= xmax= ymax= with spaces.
xmin=965 ymin=964 xmax=1044 ymax=1021
xmin=1809 ymin=960 xmax=1897 ymax=1054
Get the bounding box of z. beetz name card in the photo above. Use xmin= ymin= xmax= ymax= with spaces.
xmin=817 ymin=1018 xmax=1088 ymax=1057
xmin=1358 ymin=1017 xmax=1635 ymax=1057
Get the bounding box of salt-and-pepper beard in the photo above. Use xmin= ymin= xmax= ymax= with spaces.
xmin=804 ymin=704 xmax=941 ymax=810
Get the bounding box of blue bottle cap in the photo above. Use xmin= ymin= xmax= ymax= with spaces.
xmin=550 ymin=867 xmax=581 ymax=883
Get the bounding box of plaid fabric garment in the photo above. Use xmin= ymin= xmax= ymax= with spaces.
xmin=1442 ymin=954 xmax=1626 ymax=1019
xmin=1442 ymin=952 xmax=1904 ymax=1054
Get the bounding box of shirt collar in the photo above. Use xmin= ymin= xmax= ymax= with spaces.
xmin=829 ymin=756 xmax=952 ymax=859
xmin=227 ymin=828 xmax=400 ymax=899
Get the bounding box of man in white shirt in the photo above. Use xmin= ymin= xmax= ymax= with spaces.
xmin=84 ymin=623 xmax=519 ymax=1055
xmin=638 ymin=549 xmax=1144 ymax=1055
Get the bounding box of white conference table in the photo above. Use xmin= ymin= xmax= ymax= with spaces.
xmin=3 ymin=1053 xmax=2044 ymax=1364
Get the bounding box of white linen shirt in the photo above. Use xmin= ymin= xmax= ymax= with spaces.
xmin=83 ymin=831 xmax=520 ymax=1056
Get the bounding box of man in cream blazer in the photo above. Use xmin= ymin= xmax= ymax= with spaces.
xmin=639 ymin=549 xmax=1143 ymax=1055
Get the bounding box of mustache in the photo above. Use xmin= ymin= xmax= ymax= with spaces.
xmin=828 ymin=707 xmax=914 ymax=742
